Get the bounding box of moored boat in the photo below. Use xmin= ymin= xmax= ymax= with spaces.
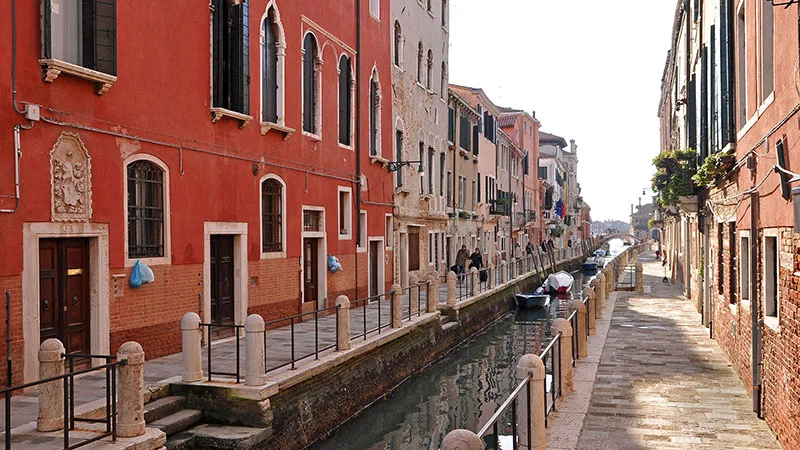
xmin=543 ymin=270 xmax=574 ymax=294
xmin=515 ymin=293 xmax=551 ymax=308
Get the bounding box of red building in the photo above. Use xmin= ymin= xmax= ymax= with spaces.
xmin=0 ymin=0 xmax=393 ymax=384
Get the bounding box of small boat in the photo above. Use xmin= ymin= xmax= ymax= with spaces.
xmin=515 ymin=293 xmax=551 ymax=308
xmin=543 ymin=270 xmax=574 ymax=294
xmin=581 ymin=260 xmax=598 ymax=273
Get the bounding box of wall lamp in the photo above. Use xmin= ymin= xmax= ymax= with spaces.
xmin=387 ymin=160 xmax=423 ymax=173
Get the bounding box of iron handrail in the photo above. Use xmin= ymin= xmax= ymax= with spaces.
xmin=350 ymin=291 xmax=393 ymax=341
xmin=1 ymin=358 xmax=125 ymax=450
xmin=400 ymin=282 xmax=429 ymax=321
xmin=198 ymin=323 xmax=244 ymax=382
xmin=477 ymin=373 xmax=532 ymax=450
xmin=263 ymin=304 xmax=340 ymax=372
xmin=539 ymin=333 xmax=562 ymax=426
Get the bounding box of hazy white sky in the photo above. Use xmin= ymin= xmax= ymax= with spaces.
xmin=449 ymin=0 xmax=678 ymax=222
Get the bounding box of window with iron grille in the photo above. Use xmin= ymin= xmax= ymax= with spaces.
xmin=127 ymin=160 xmax=164 ymax=259
xmin=261 ymin=179 xmax=282 ymax=252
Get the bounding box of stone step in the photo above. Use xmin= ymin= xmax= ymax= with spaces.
xmin=149 ymin=409 xmax=203 ymax=437
xmin=144 ymin=395 xmax=187 ymax=423
xmin=166 ymin=423 xmax=270 ymax=450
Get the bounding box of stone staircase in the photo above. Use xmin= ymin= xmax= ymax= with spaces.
xmin=144 ymin=396 xmax=269 ymax=449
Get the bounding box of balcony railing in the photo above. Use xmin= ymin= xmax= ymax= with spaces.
xmin=489 ymin=199 xmax=509 ymax=215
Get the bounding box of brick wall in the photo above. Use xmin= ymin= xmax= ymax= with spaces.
xmin=248 ymin=257 xmax=301 ymax=321
xmin=0 ymin=275 xmax=24 ymax=386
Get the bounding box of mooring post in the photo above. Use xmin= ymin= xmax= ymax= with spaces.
xmin=596 ymin=273 xmax=607 ymax=311
xmin=335 ymin=295 xmax=351 ymax=350
xmin=446 ymin=271 xmax=457 ymax=305
xmin=552 ymin=318 xmax=573 ymax=395
xmin=570 ymin=300 xmax=588 ymax=358
xmin=181 ymin=312 xmax=203 ymax=382
xmin=117 ymin=341 xmax=146 ymax=438
xmin=635 ymin=262 xmax=644 ymax=293
xmin=408 ymin=274 xmax=420 ymax=314
xmin=487 ymin=264 xmax=495 ymax=289
xmin=427 ymin=273 xmax=439 ymax=313
xmin=470 ymin=267 xmax=479 ymax=296
xmin=245 ymin=314 xmax=266 ymax=386
xmin=441 ymin=429 xmax=484 ymax=450
xmin=518 ymin=354 xmax=546 ymax=450
xmin=37 ymin=339 xmax=65 ymax=432
xmin=605 ymin=266 xmax=614 ymax=294
xmin=391 ymin=284 xmax=402 ymax=328
xmin=583 ymin=287 xmax=597 ymax=336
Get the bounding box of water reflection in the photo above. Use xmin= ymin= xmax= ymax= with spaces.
xmin=312 ymin=271 xmax=591 ymax=450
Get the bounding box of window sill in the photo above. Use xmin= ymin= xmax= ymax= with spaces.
xmin=441 ymin=25 xmax=449 ymax=34
xmin=260 ymin=121 xmax=295 ymax=140
xmin=260 ymin=251 xmax=287 ymax=260
xmin=39 ymin=58 xmax=116 ymax=95
xmin=211 ymin=108 xmax=252 ymax=128
xmin=758 ymin=92 xmax=775 ymax=116
xmin=764 ymin=315 xmax=780 ymax=333
xmin=124 ymin=255 xmax=170 ymax=268
xmin=339 ymin=233 xmax=353 ymax=241
xmin=302 ymin=131 xmax=322 ymax=142
xmin=395 ymin=186 xmax=412 ymax=196
xmin=459 ymin=148 xmax=470 ymax=158
xmin=371 ymin=155 xmax=389 ymax=166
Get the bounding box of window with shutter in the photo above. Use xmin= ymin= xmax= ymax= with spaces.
xmin=427 ymin=148 xmax=434 ymax=194
xmin=426 ymin=50 xmax=433 ymax=90
xmin=459 ymin=115 xmax=470 ymax=150
xmin=369 ymin=74 xmax=381 ymax=156
xmin=303 ymin=33 xmax=319 ymax=134
xmin=439 ymin=153 xmax=445 ymax=196
xmin=472 ymin=124 xmax=479 ymax=156
xmin=262 ymin=9 xmax=279 ymax=123
xmin=408 ymin=231 xmax=420 ymax=271
xmin=42 ymin=0 xmax=117 ymax=91
xmin=339 ymin=56 xmax=353 ymax=145
xmin=211 ymin=0 xmax=249 ymax=115
xmin=447 ymin=107 xmax=456 ymax=143
xmin=393 ymin=22 xmax=402 ymax=67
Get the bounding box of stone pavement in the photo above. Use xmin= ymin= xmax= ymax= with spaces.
xmin=550 ymin=251 xmax=782 ymax=449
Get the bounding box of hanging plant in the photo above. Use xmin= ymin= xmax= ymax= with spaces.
xmin=692 ymin=150 xmax=736 ymax=187
xmin=651 ymin=148 xmax=698 ymax=206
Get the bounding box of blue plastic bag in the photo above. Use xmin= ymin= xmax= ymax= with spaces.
xmin=140 ymin=261 xmax=155 ymax=284
xmin=327 ymin=254 xmax=342 ymax=273
xmin=129 ymin=260 xmax=143 ymax=289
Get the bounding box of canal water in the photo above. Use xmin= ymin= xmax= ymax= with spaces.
xmin=311 ymin=258 xmax=609 ymax=450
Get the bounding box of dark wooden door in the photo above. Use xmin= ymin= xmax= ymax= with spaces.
xmin=369 ymin=241 xmax=379 ymax=297
xmin=39 ymin=239 xmax=90 ymax=360
xmin=210 ymin=235 xmax=235 ymax=326
xmin=303 ymin=238 xmax=318 ymax=304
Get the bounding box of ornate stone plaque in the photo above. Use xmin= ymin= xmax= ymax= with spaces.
xmin=50 ymin=132 xmax=92 ymax=222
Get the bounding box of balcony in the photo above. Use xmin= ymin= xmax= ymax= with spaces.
xmin=524 ymin=209 xmax=536 ymax=224
xmin=489 ymin=199 xmax=509 ymax=215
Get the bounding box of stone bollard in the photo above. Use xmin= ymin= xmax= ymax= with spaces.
xmin=605 ymin=266 xmax=614 ymax=293
xmin=391 ymin=284 xmax=402 ymax=328
xmin=517 ymin=354 xmax=547 ymax=450
xmin=596 ymin=273 xmax=607 ymax=311
xmin=37 ymin=339 xmax=65 ymax=432
xmin=470 ymin=267 xmax=479 ymax=296
xmin=409 ymin=274 xmax=420 ymax=314
xmin=570 ymin=300 xmax=588 ymax=358
xmin=635 ymin=262 xmax=644 ymax=293
xmin=426 ymin=275 xmax=439 ymax=313
xmin=552 ymin=318 xmax=574 ymax=396
xmin=245 ymin=314 xmax=267 ymax=387
xmin=500 ymin=261 xmax=507 ymax=284
xmin=488 ymin=264 xmax=495 ymax=289
xmin=590 ymin=280 xmax=603 ymax=319
xmin=181 ymin=312 xmax=203 ymax=382
xmin=117 ymin=341 xmax=146 ymax=438
xmin=336 ymin=296 xmax=351 ymax=350
xmin=441 ymin=429 xmax=484 ymax=450
xmin=583 ymin=287 xmax=597 ymax=336
xmin=447 ymin=271 xmax=457 ymax=306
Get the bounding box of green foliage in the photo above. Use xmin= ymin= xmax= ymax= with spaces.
xmin=651 ymin=148 xmax=698 ymax=206
xmin=647 ymin=218 xmax=655 ymax=230
xmin=692 ymin=150 xmax=736 ymax=187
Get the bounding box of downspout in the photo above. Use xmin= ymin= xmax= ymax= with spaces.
xmin=354 ymin=0 xmax=362 ymax=299
xmin=750 ymin=190 xmax=760 ymax=417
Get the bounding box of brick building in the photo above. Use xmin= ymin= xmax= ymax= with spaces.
xmin=658 ymin=0 xmax=800 ymax=447
xmin=0 ymin=0 xmax=393 ymax=384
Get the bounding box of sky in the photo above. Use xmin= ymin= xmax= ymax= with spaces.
xmin=449 ymin=0 xmax=678 ymax=222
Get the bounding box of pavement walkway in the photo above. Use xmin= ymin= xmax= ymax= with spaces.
xmin=549 ymin=250 xmax=782 ymax=449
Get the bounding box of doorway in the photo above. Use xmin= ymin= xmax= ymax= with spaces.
xmin=303 ymin=238 xmax=320 ymax=306
xmin=369 ymin=241 xmax=380 ymax=297
xmin=39 ymin=239 xmax=91 ymax=366
xmin=210 ymin=235 xmax=235 ymax=327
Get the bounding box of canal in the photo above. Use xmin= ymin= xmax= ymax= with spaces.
xmin=310 ymin=266 xmax=603 ymax=450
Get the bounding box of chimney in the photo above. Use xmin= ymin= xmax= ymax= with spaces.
xmin=570 ymin=139 xmax=577 ymax=155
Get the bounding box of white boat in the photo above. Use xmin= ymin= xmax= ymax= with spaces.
xmin=515 ymin=293 xmax=551 ymax=308
xmin=543 ymin=270 xmax=574 ymax=294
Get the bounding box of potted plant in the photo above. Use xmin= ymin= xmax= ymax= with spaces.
xmin=651 ymin=148 xmax=698 ymax=206
xmin=693 ymin=150 xmax=736 ymax=188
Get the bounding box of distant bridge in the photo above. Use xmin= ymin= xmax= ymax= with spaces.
xmin=595 ymin=233 xmax=641 ymax=246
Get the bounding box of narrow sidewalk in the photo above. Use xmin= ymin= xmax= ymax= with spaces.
xmin=554 ymin=251 xmax=781 ymax=449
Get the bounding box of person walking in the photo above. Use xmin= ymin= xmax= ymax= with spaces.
xmin=469 ymin=247 xmax=483 ymax=270
xmin=455 ymin=245 xmax=470 ymax=275
xmin=525 ymin=242 xmax=534 ymax=256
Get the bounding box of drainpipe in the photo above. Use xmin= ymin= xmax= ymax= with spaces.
xmin=750 ymin=190 xmax=760 ymax=417
xmin=354 ymin=0 xmax=362 ymax=299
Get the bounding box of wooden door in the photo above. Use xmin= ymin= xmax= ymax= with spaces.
xmin=39 ymin=239 xmax=90 ymax=360
xmin=210 ymin=235 xmax=235 ymax=326
xmin=303 ymin=238 xmax=318 ymax=304
xmin=369 ymin=241 xmax=379 ymax=297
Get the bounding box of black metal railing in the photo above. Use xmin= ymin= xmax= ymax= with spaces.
xmin=455 ymin=272 xmax=470 ymax=300
xmin=400 ymin=282 xmax=429 ymax=321
xmin=477 ymin=372 xmax=532 ymax=449
xmin=264 ymin=305 xmax=339 ymax=372
xmin=477 ymin=267 xmax=490 ymax=293
xmin=1 ymin=355 xmax=124 ymax=450
xmin=351 ymin=292 xmax=394 ymax=340
xmin=539 ymin=334 xmax=562 ymax=426
xmin=199 ymin=323 xmax=244 ymax=382
xmin=567 ymin=310 xmax=579 ymax=366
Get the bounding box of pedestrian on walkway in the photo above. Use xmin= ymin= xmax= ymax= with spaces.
xmin=468 ymin=248 xmax=483 ymax=270
xmin=455 ymin=245 xmax=470 ymax=275
xmin=526 ymin=242 xmax=534 ymax=256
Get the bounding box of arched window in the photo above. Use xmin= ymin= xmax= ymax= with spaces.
xmin=339 ymin=55 xmax=353 ymax=146
xmin=303 ymin=33 xmax=320 ymax=134
xmin=261 ymin=178 xmax=283 ymax=252
xmin=393 ymin=21 xmax=402 ymax=67
xmin=261 ymin=7 xmax=280 ymax=123
xmin=369 ymin=73 xmax=382 ymax=156
xmin=417 ymin=42 xmax=423 ymax=83
xmin=441 ymin=0 xmax=447 ymax=27
xmin=127 ymin=160 xmax=165 ymax=258
xmin=426 ymin=50 xmax=433 ymax=90
xmin=440 ymin=62 xmax=447 ymax=99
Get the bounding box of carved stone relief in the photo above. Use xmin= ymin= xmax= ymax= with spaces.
xmin=50 ymin=132 xmax=92 ymax=222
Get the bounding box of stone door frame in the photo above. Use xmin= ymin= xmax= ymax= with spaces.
xmin=203 ymin=222 xmax=249 ymax=327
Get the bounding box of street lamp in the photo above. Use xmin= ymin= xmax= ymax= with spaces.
xmin=387 ymin=160 xmax=423 ymax=173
